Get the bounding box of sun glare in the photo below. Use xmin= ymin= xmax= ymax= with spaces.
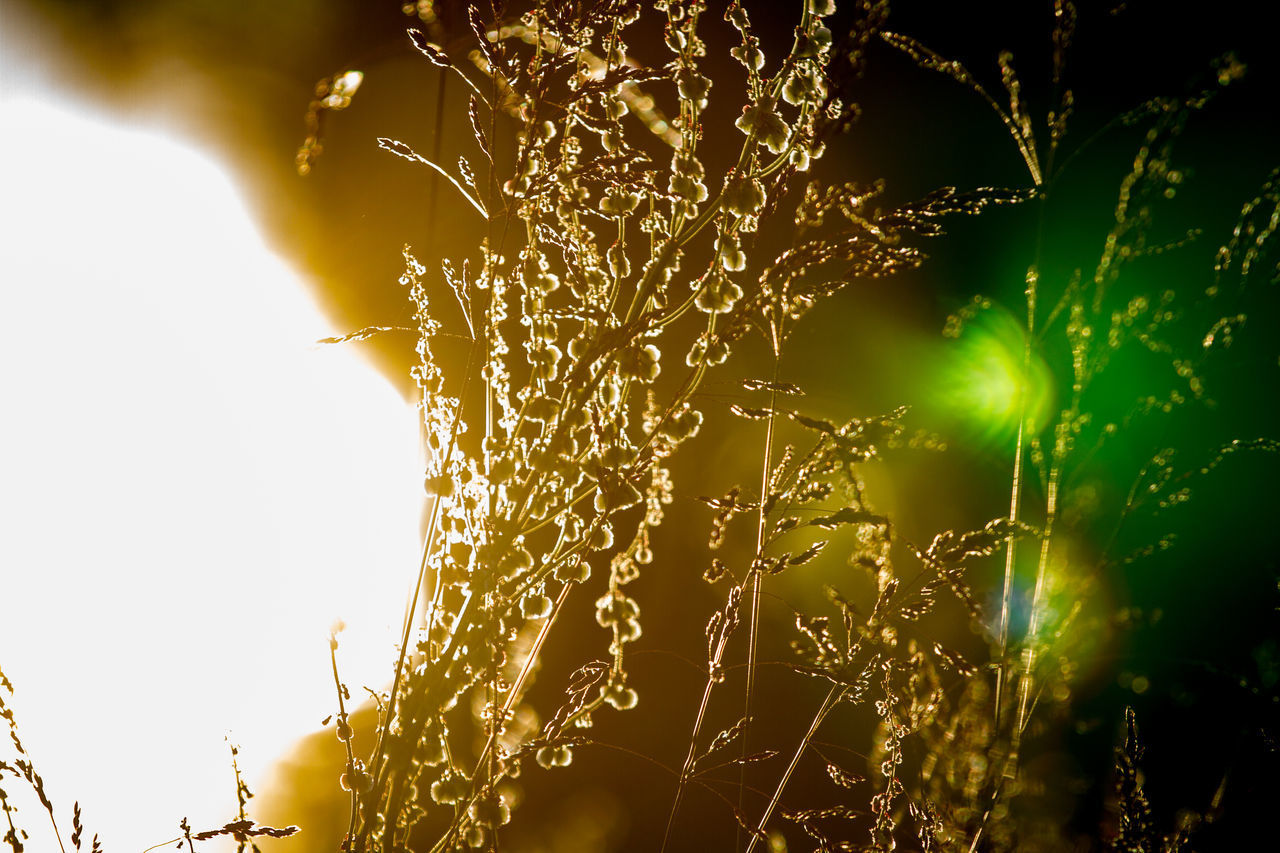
xmin=0 ymin=96 xmax=423 ymax=850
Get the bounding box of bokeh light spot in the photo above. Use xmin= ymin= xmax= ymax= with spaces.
xmin=938 ymin=305 xmax=1053 ymax=444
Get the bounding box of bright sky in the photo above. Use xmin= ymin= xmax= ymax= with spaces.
xmin=0 ymin=91 xmax=423 ymax=850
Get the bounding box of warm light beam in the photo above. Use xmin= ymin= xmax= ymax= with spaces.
xmin=0 ymin=95 xmax=423 ymax=851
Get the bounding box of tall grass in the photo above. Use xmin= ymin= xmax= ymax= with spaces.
xmin=3 ymin=1 xmax=1276 ymax=850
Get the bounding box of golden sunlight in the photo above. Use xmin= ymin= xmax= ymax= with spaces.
xmin=0 ymin=95 xmax=422 ymax=850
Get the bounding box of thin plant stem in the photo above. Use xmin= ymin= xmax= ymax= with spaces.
xmin=737 ymin=352 xmax=782 ymax=847
xmin=660 ymin=660 xmax=722 ymax=852
xmin=993 ymin=359 xmax=1029 ymax=734
xmin=744 ymin=684 xmax=844 ymax=853
xmin=994 ymin=253 xmax=1042 ymax=751
xmin=330 ymin=639 xmax=359 ymax=849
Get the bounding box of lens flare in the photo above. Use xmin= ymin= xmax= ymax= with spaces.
xmin=937 ymin=305 xmax=1053 ymax=444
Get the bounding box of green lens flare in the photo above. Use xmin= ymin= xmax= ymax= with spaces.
xmin=939 ymin=306 xmax=1053 ymax=444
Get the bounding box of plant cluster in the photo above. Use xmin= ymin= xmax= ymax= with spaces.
xmin=303 ymin=0 xmax=1278 ymax=850
xmin=2 ymin=0 xmax=1275 ymax=851
xmin=309 ymin=1 xmax=1067 ymax=849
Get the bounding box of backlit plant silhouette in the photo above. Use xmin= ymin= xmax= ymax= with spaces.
xmin=3 ymin=1 xmax=1276 ymax=851
xmin=290 ymin=0 xmax=1279 ymax=849
xmin=301 ymin=1 xmax=1279 ymax=850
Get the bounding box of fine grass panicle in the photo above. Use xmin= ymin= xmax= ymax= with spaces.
xmin=2 ymin=667 xmax=297 ymax=853
xmin=1 ymin=665 xmax=92 ymax=853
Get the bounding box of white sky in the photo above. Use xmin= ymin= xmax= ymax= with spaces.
xmin=0 ymin=88 xmax=424 ymax=850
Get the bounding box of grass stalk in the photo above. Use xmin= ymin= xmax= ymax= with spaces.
xmin=744 ymin=684 xmax=844 ymax=853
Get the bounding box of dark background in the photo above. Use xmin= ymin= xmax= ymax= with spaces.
xmin=5 ymin=1 xmax=1277 ymax=849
